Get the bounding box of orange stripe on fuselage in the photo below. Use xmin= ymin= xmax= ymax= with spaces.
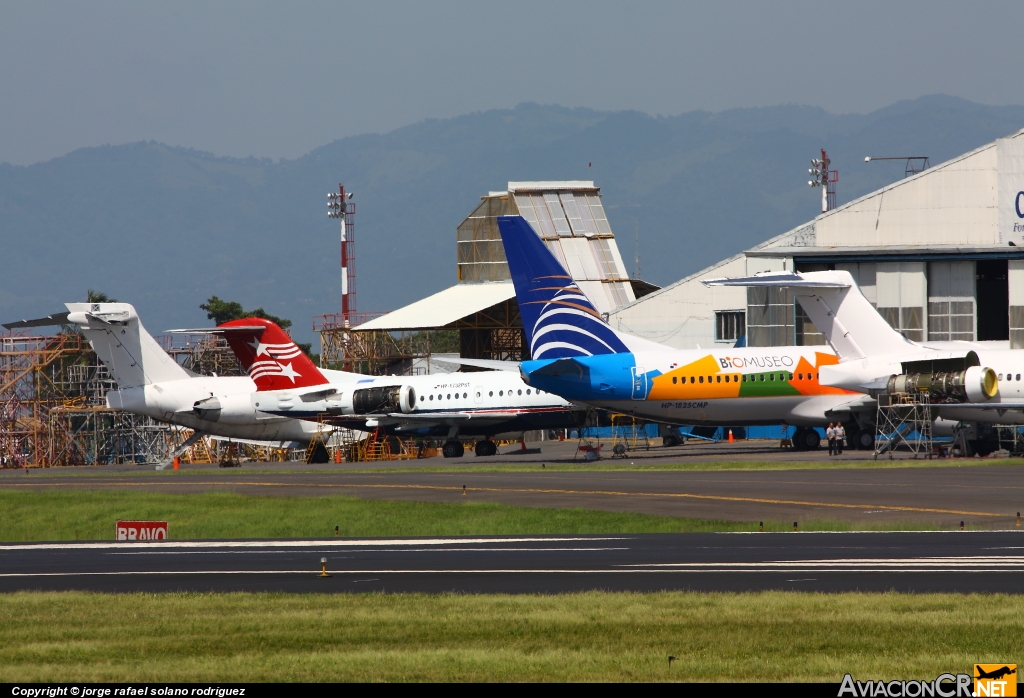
xmin=647 ymin=351 xmax=853 ymax=400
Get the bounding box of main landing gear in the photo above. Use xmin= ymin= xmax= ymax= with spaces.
xmin=442 ymin=440 xmax=465 ymax=458
xmin=474 ymin=440 xmax=498 ymax=457
xmin=790 ymin=427 xmax=821 ymax=451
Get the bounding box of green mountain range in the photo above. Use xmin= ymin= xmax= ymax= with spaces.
xmin=2 ymin=95 xmax=1023 ymax=343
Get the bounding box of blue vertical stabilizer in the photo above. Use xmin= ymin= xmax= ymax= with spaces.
xmin=497 ymin=215 xmax=630 ymax=359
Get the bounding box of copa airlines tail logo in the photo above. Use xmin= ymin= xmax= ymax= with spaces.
xmin=247 ymin=338 xmax=303 ymax=383
xmin=526 ymin=276 xmax=628 ymax=359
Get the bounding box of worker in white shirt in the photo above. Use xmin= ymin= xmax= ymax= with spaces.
xmin=826 ymin=423 xmax=836 ymax=456
xmin=834 ymin=423 xmax=845 ymax=455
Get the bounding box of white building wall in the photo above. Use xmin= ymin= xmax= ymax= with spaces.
xmin=608 ymin=255 xmax=748 ymax=349
xmin=816 ymin=145 xmax=998 ymax=247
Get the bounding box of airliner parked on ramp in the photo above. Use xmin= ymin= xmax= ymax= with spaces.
xmin=212 ymin=318 xmax=587 ymax=458
xmin=496 ymin=215 xmax=875 ymax=450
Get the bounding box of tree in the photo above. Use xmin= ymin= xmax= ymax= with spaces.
xmin=86 ymin=289 xmax=116 ymax=303
xmin=199 ymin=296 xmax=292 ymax=329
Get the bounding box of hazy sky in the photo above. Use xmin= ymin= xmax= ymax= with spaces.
xmin=2 ymin=1 xmax=1022 ymax=165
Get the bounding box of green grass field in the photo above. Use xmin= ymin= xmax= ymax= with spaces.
xmin=19 ymin=456 xmax=1024 ymax=476
xmin=0 ymin=490 xmax=945 ymax=541
xmin=0 ymin=591 xmax=1018 ymax=681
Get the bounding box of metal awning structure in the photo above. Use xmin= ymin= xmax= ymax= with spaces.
xmin=353 ymin=282 xmax=516 ymax=332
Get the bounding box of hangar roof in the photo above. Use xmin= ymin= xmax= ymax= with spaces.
xmin=352 ymin=282 xmax=515 ymax=332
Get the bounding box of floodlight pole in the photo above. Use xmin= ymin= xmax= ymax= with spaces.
xmin=807 ymin=148 xmax=838 ymax=213
xmin=327 ymin=185 xmax=356 ymax=327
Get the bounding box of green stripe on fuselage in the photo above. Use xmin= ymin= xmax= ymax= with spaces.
xmin=737 ymin=371 xmax=801 ymax=397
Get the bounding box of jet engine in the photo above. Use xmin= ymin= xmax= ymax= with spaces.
xmin=350 ymin=385 xmax=417 ymax=414
xmin=886 ymin=366 xmax=998 ymax=402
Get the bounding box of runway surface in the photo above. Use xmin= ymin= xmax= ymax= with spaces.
xmin=3 ymin=531 xmax=1023 ymax=594
xmin=3 ymin=461 xmax=1022 ymax=527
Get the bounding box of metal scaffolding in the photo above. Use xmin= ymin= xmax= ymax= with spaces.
xmin=1 ymin=328 xmax=249 ymax=468
xmin=874 ymin=392 xmax=933 ymax=459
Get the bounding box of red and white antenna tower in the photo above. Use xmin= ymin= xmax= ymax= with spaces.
xmin=327 ymin=185 xmax=356 ymax=326
xmin=808 ymin=149 xmax=838 ymax=213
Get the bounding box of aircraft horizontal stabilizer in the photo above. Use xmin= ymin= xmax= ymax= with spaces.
xmin=429 ymin=357 xmax=520 ymax=371
xmin=3 ymin=311 xmax=71 ymax=329
xmin=702 ymin=272 xmax=850 ymax=289
xmin=165 ymin=326 xmax=267 ymax=334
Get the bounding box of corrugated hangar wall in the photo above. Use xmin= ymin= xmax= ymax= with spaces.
xmin=609 ymin=128 xmax=1024 ymax=351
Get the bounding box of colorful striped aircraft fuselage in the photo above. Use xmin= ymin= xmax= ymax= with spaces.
xmin=521 ymin=347 xmax=859 ymax=426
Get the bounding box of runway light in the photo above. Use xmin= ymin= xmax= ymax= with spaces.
xmin=320 ymin=557 xmax=331 ymax=578
xmin=463 ymin=484 xmax=466 ymax=496
xmin=793 ymin=521 xmax=798 ymax=532
xmin=759 ymin=521 xmax=764 ymax=532
xmin=1017 ymin=512 xmax=1020 ymax=527
xmin=335 ymin=525 xmax=339 ymax=537
xmin=960 ymin=521 xmax=965 ymax=531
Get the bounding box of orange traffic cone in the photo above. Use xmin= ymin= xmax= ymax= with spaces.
xmin=334 ymin=449 xmax=341 ymax=463
xmin=520 ymin=436 xmax=527 ymax=451
xmin=172 ymin=456 xmax=180 ymax=470
xmin=727 ymin=429 xmax=734 ymax=443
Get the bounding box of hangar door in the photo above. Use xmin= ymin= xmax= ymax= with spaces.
xmin=877 ymin=263 xmax=926 ymax=342
xmin=927 ymin=261 xmax=975 ymax=342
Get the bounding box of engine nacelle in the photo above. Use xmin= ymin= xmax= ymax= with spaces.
xmin=350 ymin=385 xmax=417 ymax=415
xmin=886 ymin=366 xmax=997 ymax=402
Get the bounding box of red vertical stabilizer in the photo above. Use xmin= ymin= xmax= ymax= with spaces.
xmin=218 ymin=318 xmax=329 ymax=391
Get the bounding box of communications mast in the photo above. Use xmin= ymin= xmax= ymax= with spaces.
xmin=327 ymin=185 xmax=356 ymax=326
xmin=808 ymin=149 xmax=838 ymax=213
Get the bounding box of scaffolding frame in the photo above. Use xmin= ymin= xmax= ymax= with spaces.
xmin=874 ymin=392 xmax=933 ymax=459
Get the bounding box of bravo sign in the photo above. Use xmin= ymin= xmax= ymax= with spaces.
xmin=116 ymin=520 xmax=168 ymax=541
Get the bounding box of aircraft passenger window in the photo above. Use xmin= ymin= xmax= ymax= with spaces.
xmin=770 ymin=374 xmax=775 ymax=381
xmin=724 ymin=376 xmax=729 ymax=383
xmin=429 ymin=395 xmax=434 ymax=401
xmin=421 ymin=396 xmax=425 ymax=402
xmin=518 ymin=389 xmax=522 ymax=395
xmin=499 ymin=390 xmax=504 ymax=396
xmin=708 ymin=376 xmax=712 ymax=383
xmin=489 ymin=391 xmax=493 ymax=397
xmin=699 ymin=376 xmax=704 ymax=383
xmin=526 ymin=389 xmax=531 ymax=394
xmin=999 ymin=374 xmax=1004 ymax=381
xmin=476 ymin=392 xmax=480 ymax=398
xmin=464 ymin=392 xmax=468 ymax=398
xmin=760 ymin=375 xmax=765 ymax=382
xmin=672 ymin=377 xmax=677 ymax=384
xmin=788 ymin=373 xmax=793 ymax=380
xmin=798 ymin=373 xmax=803 ymax=380
xmin=1017 ymin=374 xmax=1021 ymax=381
xmin=447 ymin=394 xmax=451 ymax=399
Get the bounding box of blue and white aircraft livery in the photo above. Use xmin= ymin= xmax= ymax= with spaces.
xmin=497 ymin=215 xmax=874 ymax=450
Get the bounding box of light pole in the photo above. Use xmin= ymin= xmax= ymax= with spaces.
xmin=808 ymin=149 xmax=837 ymax=213
xmin=864 ymin=156 xmax=930 ymax=178
xmin=327 ymin=185 xmax=355 ymax=327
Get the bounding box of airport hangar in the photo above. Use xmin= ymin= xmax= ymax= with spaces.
xmin=316 ymin=128 xmax=1024 ymax=431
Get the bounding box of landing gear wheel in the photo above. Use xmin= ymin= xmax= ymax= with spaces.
xmin=853 ymin=429 xmax=875 ymax=451
xmin=662 ymin=435 xmax=683 ymax=447
xmin=442 ymin=440 xmax=465 ymax=458
xmin=798 ymin=428 xmax=821 ymax=451
xmin=474 ymin=440 xmax=497 ymax=457
xmin=791 ymin=428 xmax=807 ymax=451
